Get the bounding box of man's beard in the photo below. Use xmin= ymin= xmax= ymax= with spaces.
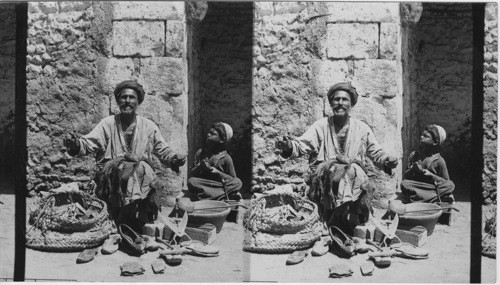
xmin=120 ymin=105 xmax=135 ymax=115
xmin=332 ymin=107 xmax=349 ymax=119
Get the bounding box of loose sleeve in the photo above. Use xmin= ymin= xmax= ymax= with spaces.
xmin=290 ymin=121 xmax=323 ymax=158
xmin=222 ymin=155 xmax=237 ymax=178
xmin=151 ymin=125 xmax=175 ymax=167
xmin=364 ymin=127 xmax=389 ymax=169
xmin=78 ymin=120 xmax=108 ymax=157
xmin=436 ymin=157 xmax=451 ymax=180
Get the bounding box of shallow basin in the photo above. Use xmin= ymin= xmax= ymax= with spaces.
xmin=399 ymin=203 xmax=443 ymax=235
xmin=189 ymin=200 xmax=230 ymax=233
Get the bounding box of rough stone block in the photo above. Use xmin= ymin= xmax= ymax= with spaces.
xmin=112 ymin=21 xmax=164 ymax=57
xmin=113 ymin=1 xmax=184 ymax=20
xmin=139 ymin=57 xmax=184 ymax=96
xmin=325 ymin=2 xmax=399 ymax=22
xmin=273 ymin=2 xmax=306 ymax=15
xmin=255 ymin=2 xmax=274 ymax=17
xmin=352 ymin=60 xmax=401 ymax=98
xmin=380 ymin=23 xmax=399 ymax=60
xmin=136 ymin=95 xmax=187 ymax=154
xmin=327 ymin=23 xmax=378 ymax=59
xmin=39 ymin=2 xmax=59 ymax=14
xmin=28 ymin=2 xmax=40 ymax=13
xmin=311 ymin=59 xmax=349 ymax=96
xmin=97 ymin=57 xmax=135 ymax=95
xmin=59 ymin=2 xmax=92 ymax=13
xmin=166 ymin=21 xmax=184 ymax=58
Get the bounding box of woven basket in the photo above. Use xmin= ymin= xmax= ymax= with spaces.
xmin=26 ymin=219 xmax=112 ymax=252
xmin=246 ymin=191 xmax=319 ymax=235
xmin=30 ymin=190 xmax=109 ymax=233
xmin=242 ymin=222 xmax=322 ymax=254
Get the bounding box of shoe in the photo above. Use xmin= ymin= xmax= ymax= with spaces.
xmin=352 ymin=237 xmax=371 ymax=254
xmin=286 ymin=250 xmax=308 ymax=265
xmin=328 ymin=263 xmax=354 ymax=278
xmin=119 ymin=223 xmax=146 ymax=256
xmin=162 ymin=254 xmax=183 ymax=266
xmin=186 ymin=241 xmax=220 ymax=257
xmin=120 ymin=261 xmax=145 ymax=276
xmin=391 ymin=242 xmax=429 ymax=259
xmin=369 ymin=256 xmax=391 ymax=268
xmin=360 ymin=261 xmax=374 ymax=276
xmin=151 ymin=259 xmax=166 ymax=274
xmin=311 ymin=237 xmax=330 ymax=256
xmin=142 ymin=235 xmax=160 ymax=251
xmin=101 ymin=234 xmax=121 ymax=254
xmin=76 ymin=248 xmax=98 ymax=264
xmin=328 ymin=226 xmax=355 ymax=258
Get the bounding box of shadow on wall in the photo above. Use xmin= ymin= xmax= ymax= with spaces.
xmin=188 ymin=2 xmax=254 ymax=197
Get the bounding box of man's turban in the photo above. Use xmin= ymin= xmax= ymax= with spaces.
xmin=327 ymin=82 xmax=359 ymax=106
xmin=114 ymin=80 xmax=145 ymax=104
xmin=212 ymin=122 xmax=233 ymax=143
xmin=425 ymin=124 xmax=447 ymax=145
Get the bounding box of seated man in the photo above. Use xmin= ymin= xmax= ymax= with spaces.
xmin=276 ymin=82 xmax=398 ymax=234
xmin=188 ymin=122 xmax=242 ymax=200
xmin=64 ymin=80 xmax=186 ymax=230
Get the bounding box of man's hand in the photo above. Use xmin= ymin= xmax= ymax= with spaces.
xmin=63 ymin=133 xmax=80 ymax=156
xmin=385 ymin=156 xmax=398 ymax=169
xmin=171 ymin=153 xmax=187 ymax=167
xmin=275 ymin=136 xmax=292 ymax=154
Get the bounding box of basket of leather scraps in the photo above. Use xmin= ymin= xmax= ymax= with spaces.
xmin=26 ymin=187 xmax=112 ymax=251
xmin=243 ymin=188 xmax=322 ymax=253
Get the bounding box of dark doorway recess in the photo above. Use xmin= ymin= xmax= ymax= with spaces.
xmin=188 ymin=2 xmax=254 ymax=198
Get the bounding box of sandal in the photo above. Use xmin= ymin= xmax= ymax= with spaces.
xmin=360 ymin=261 xmax=374 ymax=276
xmin=151 ymin=259 xmax=166 ymax=274
xmin=101 ymin=234 xmax=121 ymax=255
xmin=286 ymin=250 xmax=308 ymax=265
xmin=185 ymin=241 xmax=220 ymax=257
xmin=162 ymin=254 xmax=183 ymax=266
xmin=369 ymin=256 xmax=391 ymax=268
xmin=328 ymin=263 xmax=353 ymax=278
xmin=120 ymin=261 xmax=145 ymax=276
xmin=76 ymin=248 xmax=98 ymax=264
xmin=142 ymin=235 xmax=160 ymax=252
xmin=391 ymin=242 xmax=429 ymax=259
xmin=311 ymin=237 xmax=330 ymax=256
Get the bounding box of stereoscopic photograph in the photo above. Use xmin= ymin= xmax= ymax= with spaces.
xmin=0 ymin=1 xmax=497 ymax=283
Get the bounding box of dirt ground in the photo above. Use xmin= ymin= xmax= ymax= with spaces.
xmin=0 ymin=180 xmax=497 ymax=282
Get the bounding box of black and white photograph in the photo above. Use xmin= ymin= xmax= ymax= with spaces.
xmin=0 ymin=1 xmax=497 ymax=283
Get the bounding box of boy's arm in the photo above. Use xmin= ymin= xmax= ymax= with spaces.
xmin=211 ymin=155 xmax=236 ymax=181
xmin=422 ymin=170 xmax=447 ymax=184
xmin=422 ymin=158 xmax=449 ymax=184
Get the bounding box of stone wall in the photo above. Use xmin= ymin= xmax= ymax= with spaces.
xmin=26 ymin=2 xmax=108 ymax=195
xmin=27 ymin=2 xmax=189 ymax=206
xmin=191 ymin=2 xmax=253 ymax=193
xmin=252 ymin=2 xmax=403 ymax=205
xmin=0 ymin=3 xmax=16 ymax=179
xmin=413 ymin=4 xmax=473 ymax=189
xmin=483 ymin=3 xmax=497 ymax=204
